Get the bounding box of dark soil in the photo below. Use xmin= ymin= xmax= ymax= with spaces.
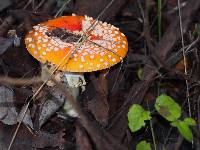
xmin=0 ymin=0 xmax=200 ymax=150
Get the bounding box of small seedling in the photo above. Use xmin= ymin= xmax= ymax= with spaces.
xmin=194 ymin=23 xmax=200 ymax=36
xmin=155 ymin=94 xmax=196 ymax=142
xmin=136 ymin=140 xmax=151 ymax=150
xmin=128 ymin=104 xmax=151 ymax=132
xmin=137 ymin=68 xmax=143 ymax=80
xmin=127 ymin=94 xmax=196 ymax=149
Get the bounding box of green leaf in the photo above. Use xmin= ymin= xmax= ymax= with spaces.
xmin=155 ymin=94 xmax=181 ymax=121
xmin=171 ymin=120 xmax=193 ymax=142
xmin=183 ymin=118 xmax=197 ymax=126
xmin=136 ymin=140 xmax=151 ymax=150
xmin=194 ymin=23 xmax=200 ymax=36
xmin=137 ymin=68 xmax=143 ymax=80
xmin=128 ymin=104 xmax=151 ymax=133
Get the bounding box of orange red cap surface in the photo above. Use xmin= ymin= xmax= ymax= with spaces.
xmin=25 ymin=15 xmax=128 ymax=72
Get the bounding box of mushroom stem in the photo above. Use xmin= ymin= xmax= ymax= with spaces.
xmin=41 ymin=64 xmax=86 ymax=117
xmin=61 ymin=72 xmax=86 ymax=117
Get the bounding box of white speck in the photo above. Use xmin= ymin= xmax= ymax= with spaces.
xmin=123 ymin=41 xmax=126 ymax=44
xmin=121 ymin=33 xmax=125 ymax=36
xmin=34 ymin=51 xmax=38 ymax=54
xmin=90 ymin=55 xmax=95 ymax=59
xmin=82 ymin=52 xmax=88 ymax=56
xmin=112 ymin=58 xmax=116 ymax=62
xmin=104 ymin=62 xmax=108 ymax=66
xmin=38 ymin=47 xmax=41 ymax=50
xmin=115 ymin=31 xmax=119 ymax=34
xmin=94 ymin=47 xmax=100 ymax=51
xmin=104 ymin=26 xmax=109 ymax=30
xmin=108 ymin=30 xmax=112 ymax=34
xmin=42 ymin=44 xmax=46 ymax=48
xmin=107 ymin=46 xmax=112 ymax=49
xmin=37 ymin=39 xmax=42 ymax=43
xmin=108 ymin=55 xmax=112 ymax=58
xmin=33 ymin=26 xmax=39 ymax=30
xmin=74 ymin=58 xmax=77 ymax=61
xmin=31 ymin=44 xmax=35 ymax=48
xmin=111 ymin=33 xmax=115 ymax=37
xmin=79 ymin=64 xmax=84 ymax=68
xmin=89 ymin=51 xmax=94 ymax=54
xmin=54 ymin=47 xmax=59 ymax=51
xmin=113 ymin=38 xmax=118 ymax=41
xmin=43 ymin=38 xmax=48 ymax=42
xmin=38 ymin=36 xmax=42 ymax=40
xmin=34 ymin=32 xmax=38 ymax=36
xmin=50 ymin=46 xmax=54 ymax=50
xmin=81 ymin=56 xmax=85 ymax=62
xmin=26 ymin=38 xmax=32 ymax=42
xmin=97 ymin=64 xmax=101 ymax=68
xmin=74 ymin=54 xmax=78 ymax=57
xmin=46 ymin=48 xmax=51 ymax=52
xmin=100 ymin=59 xmax=104 ymax=62
xmin=117 ymin=45 xmax=121 ymax=48
xmin=122 ymin=45 xmax=125 ymax=48
xmin=42 ymin=51 xmax=47 ymax=55
xmin=102 ymin=22 xmax=107 ymax=27
xmin=100 ymin=52 xmax=105 ymax=56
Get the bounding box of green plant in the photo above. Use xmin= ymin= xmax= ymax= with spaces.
xmin=128 ymin=104 xmax=151 ymax=132
xmin=127 ymin=94 xmax=196 ymax=149
xmin=155 ymin=94 xmax=181 ymax=122
xmin=136 ymin=140 xmax=151 ymax=150
xmin=155 ymin=94 xmax=196 ymax=142
xmin=137 ymin=68 xmax=143 ymax=80
xmin=194 ymin=23 xmax=200 ymax=36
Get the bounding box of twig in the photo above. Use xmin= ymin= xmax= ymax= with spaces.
xmin=0 ymin=77 xmax=42 ymax=85
xmin=147 ymin=100 xmax=157 ymax=150
xmin=178 ymin=0 xmax=191 ymax=117
xmin=35 ymin=0 xmax=46 ymax=11
xmin=54 ymin=0 xmax=71 ymax=17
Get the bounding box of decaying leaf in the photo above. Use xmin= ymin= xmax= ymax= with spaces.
xmin=87 ymin=96 xmax=109 ymax=125
xmin=75 ymin=122 xmax=92 ymax=150
xmin=0 ymin=37 xmax=13 ymax=55
xmin=38 ymin=87 xmax=65 ymax=128
xmin=17 ymin=105 xmax=33 ymax=129
xmin=0 ymin=122 xmax=66 ymax=149
xmin=0 ymin=85 xmax=18 ymax=125
xmin=0 ymin=0 xmax=12 ymax=12
xmin=0 ymin=85 xmax=33 ymax=127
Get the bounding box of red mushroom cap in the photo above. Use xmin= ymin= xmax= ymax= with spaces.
xmin=25 ymin=15 xmax=128 ymax=72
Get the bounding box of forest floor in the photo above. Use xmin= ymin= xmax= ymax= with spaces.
xmin=0 ymin=0 xmax=200 ymax=150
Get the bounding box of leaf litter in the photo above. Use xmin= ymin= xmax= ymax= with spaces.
xmin=0 ymin=0 xmax=200 ymax=149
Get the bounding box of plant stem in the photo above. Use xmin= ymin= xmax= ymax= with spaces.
xmin=157 ymin=0 xmax=162 ymax=40
xmin=150 ymin=117 xmax=157 ymax=150
xmin=147 ymin=100 xmax=157 ymax=150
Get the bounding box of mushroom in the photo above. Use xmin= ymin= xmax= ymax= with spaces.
xmin=25 ymin=15 xmax=128 ymax=116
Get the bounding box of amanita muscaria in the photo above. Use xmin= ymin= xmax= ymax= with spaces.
xmin=25 ymin=15 xmax=128 ymax=116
